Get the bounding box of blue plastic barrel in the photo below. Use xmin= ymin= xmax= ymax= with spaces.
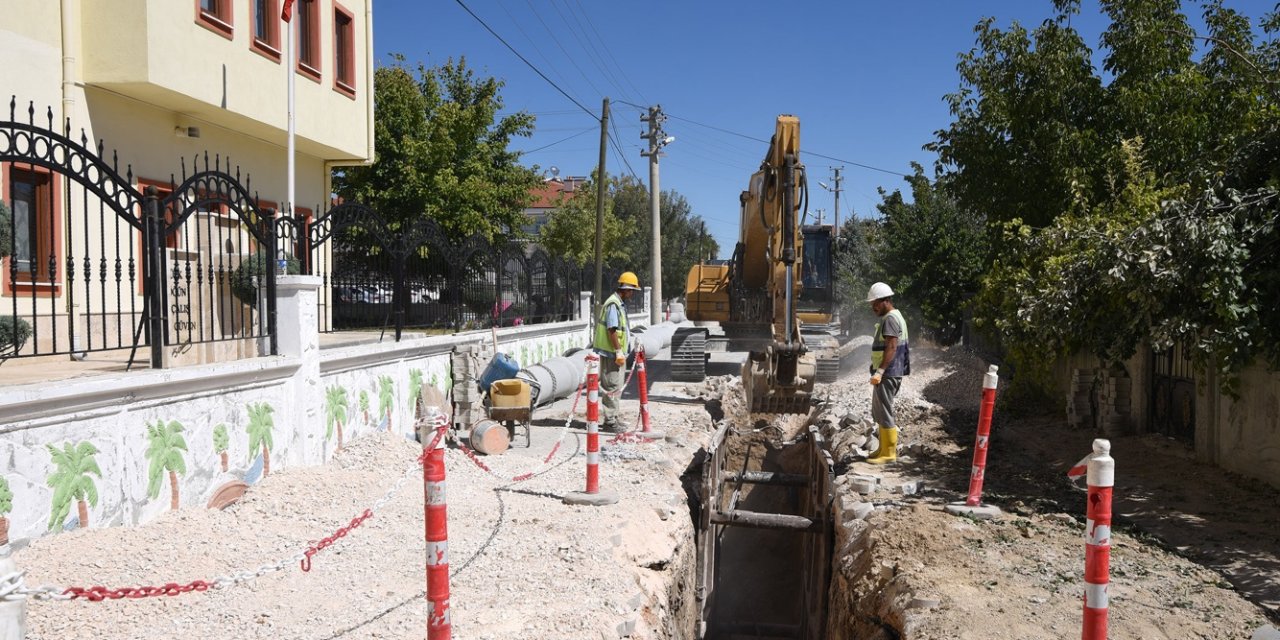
xmin=478 ymin=352 xmax=520 ymax=393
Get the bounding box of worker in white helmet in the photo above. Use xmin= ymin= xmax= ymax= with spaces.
xmin=865 ymin=282 xmax=910 ymax=464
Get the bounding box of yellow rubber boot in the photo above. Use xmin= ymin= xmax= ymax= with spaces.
xmin=866 ymin=425 xmax=885 ymax=458
xmin=866 ymin=427 xmax=898 ymax=465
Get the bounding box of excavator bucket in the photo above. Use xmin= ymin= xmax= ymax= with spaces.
xmin=742 ymin=355 xmax=816 ymax=414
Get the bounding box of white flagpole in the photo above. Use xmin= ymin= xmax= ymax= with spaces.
xmin=283 ymin=3 xmax=295 ymax=271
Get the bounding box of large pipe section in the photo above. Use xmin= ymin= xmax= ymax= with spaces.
xmin=517 ymin=322 xmax=685 ymax=408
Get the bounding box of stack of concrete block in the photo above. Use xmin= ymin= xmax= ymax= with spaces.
xmin=451 ymin=343 xmax=489 ymax=430
xmin=1096 ymin=371 xmax=1132 ymax=436
xmin=1065 ymin=368 xmax=1095 ymax=429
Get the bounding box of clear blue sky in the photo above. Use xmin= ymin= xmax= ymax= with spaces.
xmin=373 ymin=1 xmax=1272 ymax=257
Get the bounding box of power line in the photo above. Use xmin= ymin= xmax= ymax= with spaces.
xmin=607 ymin=124 xmax=641 ymax=181
xmin=521 ymin=0 xmax=607 ymax=101
xmin=519 ymin=127 xmax=596 ymax=154
xmin=569 ymin=0 xmax=650 ymax=104
xmin=665 ymin=113 xmax=908 ymax=177
xmin=549 ymin=0 xmax=631 ymax=102
xmin=453 ymin=0 xmax=598 ymax=120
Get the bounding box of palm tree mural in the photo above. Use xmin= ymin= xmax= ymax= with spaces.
xmin=408 ymin=369 xmax=423 ymax=413
xmin=46 ymin=441 xmax=102 ymax=530
xmin=246 ymin=402 xmax=276 ymax=476
xmin=145 ymin=420 xmax=188 ymax=511
xmin=359 ymin=391 xmax=370 ymax=425
xmin=325 ymin=385 xmax=349 ymax=452
xmin=377 ymin=375 xmax=394 ymax=430
xmin=0 ymin=476 xmax=12 ymax=546
xmin=213 ymin=424 xmax=230 ymax=472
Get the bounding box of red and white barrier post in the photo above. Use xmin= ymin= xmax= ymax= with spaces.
xmin=1082 ymin=439 xmax=1113 ymax=640
xmin=563 ymin=354 xmax=619 ymax=506
xmin=422 ymin=408 xmax=451 ymax=639
xmin=966 ymin=364 xmax=999 ymax=506
xmin=944 ymin=364 xmax=1003 ymax=520
xmin=635 ymin=347 xmax=664 ymax=441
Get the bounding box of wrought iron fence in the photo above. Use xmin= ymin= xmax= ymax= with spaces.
xmin=0 ymin=99 xmax=276 ymax=368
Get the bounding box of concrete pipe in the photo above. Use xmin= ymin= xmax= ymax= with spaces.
xmin=516 ymin=322 xmax=686 ymax=409
xmin=631 ymin=321 xmax=683 ymax=358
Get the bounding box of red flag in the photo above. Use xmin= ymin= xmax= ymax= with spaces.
xmin=281 ymin=0 xmax=295 ymax=22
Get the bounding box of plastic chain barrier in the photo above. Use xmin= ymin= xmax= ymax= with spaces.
xmin=6 ymin=427 xmax=446 ymax=603
xmin=965 ymin=365 xmax=1000 ymax=506
xmin=606 ymin=348 xmax=660 ymax=446
xmin=1068 ymin=439 xmax=1114 ymax=640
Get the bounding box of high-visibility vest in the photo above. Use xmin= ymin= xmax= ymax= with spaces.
xmin=871 ymin=308 xmax=910 ymax=376
xmin=593 ymin=292 xmax=629 ymax=355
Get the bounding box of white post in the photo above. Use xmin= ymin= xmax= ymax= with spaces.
xmin=0 ymin=546 xmax=26 ymax=640
xmin=284 ymin=7 xmax=296 ymax=264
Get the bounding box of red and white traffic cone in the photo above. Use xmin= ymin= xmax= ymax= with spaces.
xmin=1081 ymin=439 xmax=1114 ymax=640
xmin=635 ymin=348 xmax=664 ymax=441
xmin=945 ymin=364 xmax=1003 ymax=520
xmin=564 ymin=353 xmax=619 ymax=506
xmin=422 ymin=408 xmax=451 ymax=639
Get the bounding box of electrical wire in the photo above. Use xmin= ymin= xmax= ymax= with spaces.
xmin=453 ymin=0 xmax=598 ymax=121
xmin=520 ymin=0 xmax=607 ymax=101
xmin=569 ymin=0 xmax=650 ymax=104
xmin=519 ymin=127 xmax=597 ymax=155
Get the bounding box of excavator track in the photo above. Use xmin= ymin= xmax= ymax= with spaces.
xmin=671 ymin=328 xmax=708 ymax=382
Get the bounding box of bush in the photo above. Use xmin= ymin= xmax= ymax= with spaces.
xmin=0 ymin=315 xmax=32 ymax=353
xmin=229 ymin=254 xmax=301 ymax=307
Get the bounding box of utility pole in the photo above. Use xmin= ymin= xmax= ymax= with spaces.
xmin=593 ymin=98 xmax=609 ymax=313
xmin=829 ymin=166 xmax=844 ymax=238
xmin=640 ymin=105 xmax=670 ymax=325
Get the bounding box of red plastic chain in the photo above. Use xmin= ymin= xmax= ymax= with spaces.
xmin=62 ymin=580 xmax=212 ymax=601
xmin=301 ymin=509 xmax=374 ymax=572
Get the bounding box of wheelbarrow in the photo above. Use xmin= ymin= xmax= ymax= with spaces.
xmin=469 ymin=376 xmax=540 ymax=455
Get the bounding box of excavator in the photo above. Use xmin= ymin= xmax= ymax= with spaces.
xmin=671 ymin=115 xmax=842 ymax=413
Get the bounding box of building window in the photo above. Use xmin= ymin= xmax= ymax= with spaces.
xmin=297 ymin=0 xmax=321 ymax=81
xmin=196 ymin=0 xmax=234 ymax=39
xmin=334 ymin=4 xmax=356 ymax=97
xmin=5 ymin=165 xmax=61 ymax=289
xmin=251 ymin=0 xmax=281 ymax=61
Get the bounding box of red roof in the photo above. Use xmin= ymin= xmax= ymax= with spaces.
xmin=528 ymin=177 xmax=588 ymax=209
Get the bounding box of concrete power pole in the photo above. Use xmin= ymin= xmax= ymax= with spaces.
xmin=829 ymin=166 xmax=844 ymax=238
xmin=640 ymin=105 xmax=670 ymax=325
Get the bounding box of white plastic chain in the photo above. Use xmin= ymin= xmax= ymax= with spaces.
xmin=5 ymin=433 xmax=434 ymax=603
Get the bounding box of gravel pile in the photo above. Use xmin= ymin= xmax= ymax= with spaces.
xmin=15 ymin=388 xmax=712 ymax=639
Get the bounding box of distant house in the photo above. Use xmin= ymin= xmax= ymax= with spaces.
xmin=522 ymin=175 xmax=588 ymax=236
xmin=0 ymin=0 xmax=374 ymax=364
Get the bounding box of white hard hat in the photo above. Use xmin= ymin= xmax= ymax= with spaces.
xmin=866 ymin=282 xmax=894 ymax=302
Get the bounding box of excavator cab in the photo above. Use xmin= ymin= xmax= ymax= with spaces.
xmin=797 ymin=224 xmax=835 ymax=326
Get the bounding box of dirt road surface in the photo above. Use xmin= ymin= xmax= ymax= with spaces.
xmin=12 ymin=339 xmax=1278 ymax=638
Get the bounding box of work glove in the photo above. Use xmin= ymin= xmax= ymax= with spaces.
xmin=869 ymin=369 xmax=884 ymax=386
xmin=615 ymin=354 xmax=626 ymax=367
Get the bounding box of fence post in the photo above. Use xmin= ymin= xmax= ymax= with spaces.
xmin=392 ymin=255 xmax=406 ymax=342
xmin=265 ymin=214 xmax=279 ymax=356
xmin=944 ymin=364 xmax=1003 ymax=520
xmin=1082 ymin=439 xmax=1113 ymax=640
xmin=0 ymin=545 xmax=26 ymax=640
xmin=422 ymin=406 xmax=451 ymax=640
xmin=142 ymin=186 xmax=166 ymax=370
xmin=564 ymin=353 xmax=619 ymax=506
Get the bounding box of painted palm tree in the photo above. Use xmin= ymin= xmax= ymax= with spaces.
xmin=377 ymin=375 xmax=394 ymax=430
xmin=359 ymin=391 xmax=371 ymax=425
xmin=45 ymin=441 xmax=102 ymax=530
xmin=408 ymin=369 xmax=423 ymax=414
xmin=213 ymin=424 xmax=230 ymax=472
xmin=325 ymin=385 xmax=349 ymax=452
xmin=246 ymin=402 xmax=276 ymax=476
xmin=0 ymin=476 xmax=12 ymax=546
xmin=145 ymin=420 xmax=188 ymax=511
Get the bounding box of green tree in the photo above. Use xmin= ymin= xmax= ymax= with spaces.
xmin=332 ymin=56 xmax=540 ymax=239
xmin=325 ymin=386 xmax=349 ymax=451
xmin=378 ymin=376 xmax=394 ymax=429
xmin=539 ymin=173 xmax=628 ymax=266
xmin=246 ymin=403 xmax=276 ymax=476
xmin=212 ymin=424 xmax=230 ymax=472
xmin=0 ymin=476 xmax=12 ymax=546
xmin=144 ymin=420 xmax=188 ymax=511
xmin=611 ymin=176 xmax=719 ymax=300
xmin=45 ymin=442 xmax=101 ymax=530
xmin=833 ymin=216 xmax=885 ymax=330
xmin=875 ymin=165 xmax=989 ymax=344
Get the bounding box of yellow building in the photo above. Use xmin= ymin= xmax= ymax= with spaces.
xmin=0 ymin=0 xmax=373 ymax=367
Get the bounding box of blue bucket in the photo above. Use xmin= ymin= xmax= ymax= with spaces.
xmin=479 ymin=352 xmax=520 ymax=393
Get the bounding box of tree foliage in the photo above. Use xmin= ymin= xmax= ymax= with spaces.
xmin=935 ymin=0 xmax=1280 ymax=392
xmin=538 ymin=173 xmax=627 ymax=267
xmin=332 ymin=56 xmax=541 ymax=241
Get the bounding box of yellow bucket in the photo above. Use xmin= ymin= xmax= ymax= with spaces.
xmin=490 ymin=378 xmax=530 ymax=409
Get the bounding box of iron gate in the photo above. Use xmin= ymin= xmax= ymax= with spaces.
xmin=1150 ymin=343 xmax=1195 ymax=443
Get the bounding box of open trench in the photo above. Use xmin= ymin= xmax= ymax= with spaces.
xmin=659 ymin=401 xmax=912 ymax=640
